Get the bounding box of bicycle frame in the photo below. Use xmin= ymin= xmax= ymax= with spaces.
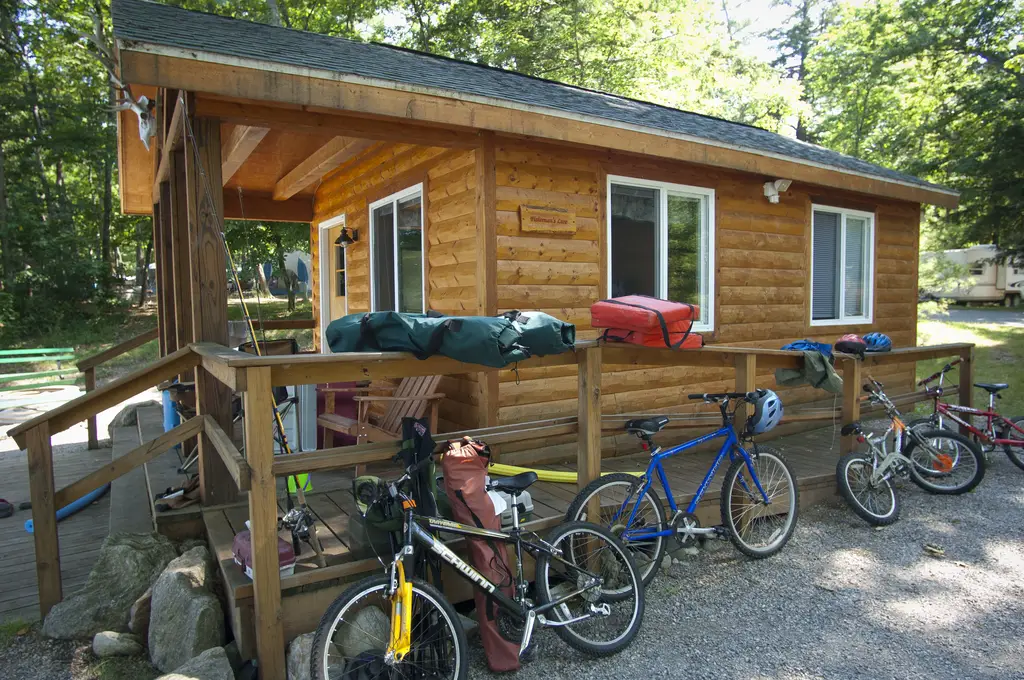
xmin=617 ymin=425 xmax=769 ymax=542
xmin=924 ymin=370 xmax=1024 ymax=447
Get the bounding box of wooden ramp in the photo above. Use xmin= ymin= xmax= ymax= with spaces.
xmin=207 ymin=425 xmax=843 ymax=658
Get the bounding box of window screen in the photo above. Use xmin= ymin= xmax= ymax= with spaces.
xmin=610 ymin=184 xmax=659 ymax=298
xmin=372 ymin=203 xmax=396 ymax=312
xmin=812 ymin=211 xmax=840 ymax=320
xmin=371 ymin=187 xmax=424 ymax=313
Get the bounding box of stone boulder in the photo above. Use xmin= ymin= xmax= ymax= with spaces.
xmin=335 ymin=606 xmax=388 ymax=658
xmin=149 ymin=547 xmax=225 ymax=673
xmin=155 ymin=646 xmax=234 ymax=680
xmin=287 ymin=632 xmax=314 ymax=680
xmin=127 ymin=587 xmax=152 ymax=639
xmin=92 ymin=631 xmax=144 ymax=657
xmin=106 ymin=400 xmax=161 ymax=440
xmin=43 ymin=533 xmax=178 ymax=639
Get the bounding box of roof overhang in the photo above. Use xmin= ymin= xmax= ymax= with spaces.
xmin=116 ymin=41 xmax=959 ymax=211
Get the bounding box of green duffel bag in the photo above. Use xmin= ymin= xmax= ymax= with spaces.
xmin=325 ymin=311 xmax=530 ymax=368
xmin=502 ymin=310 xmax=575 ymax=356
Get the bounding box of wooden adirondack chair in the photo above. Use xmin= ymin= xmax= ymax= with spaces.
xmin=317 ymin=375 xmax=445 ymax=450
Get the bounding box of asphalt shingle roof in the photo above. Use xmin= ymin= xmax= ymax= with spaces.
xmin=111 ymin=0 xmax=952 ymax=195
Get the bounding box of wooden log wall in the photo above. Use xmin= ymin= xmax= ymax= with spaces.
xmin=492 ymin=140 xmax=920 ymax=464
xmin=312 ymin=143 xmax=482 ymax=431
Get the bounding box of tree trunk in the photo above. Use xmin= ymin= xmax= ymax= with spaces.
xmin=101 ymin=87 xmax=115 ymax=277
xmin=0 ymin=142 xmax=10 ymax=291
xmin=255 ymin=262 xmax=272 ymax=296
xmin=138 ymin=238 xmax=152 ymax=306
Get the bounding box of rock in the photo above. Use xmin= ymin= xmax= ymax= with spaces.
xmin=335 ymin=606 xmax=388 ymax=658
xmin=155 ymin=646 xmax=234 ymax=680
xmin=661 ymin=554 xmax=673 ymax=572
xmin=128 ymin=588 xmax=152 ymax=639
xmin=92 ymin=631 xmax=144 ymax=657
xmin=459 ymin=613 xmax=479 ymax=639
xmin=177 ymin=538 xmax=207 ymax=555
xmin=287 ymin=632 xmax=314 ymax=680
xmin=223 ymin=640 xmax=243 ymax=674
xmin=149 ymin=547 xmax=225 ymax=672
xmin=106 ymin=400 xmax=161 ymax=439
xmin=43 ymin=533 xmax=178 ymax=639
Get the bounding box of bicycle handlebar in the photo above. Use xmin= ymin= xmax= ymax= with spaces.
xmin=917 ymin=359 xmax=962 ymax=386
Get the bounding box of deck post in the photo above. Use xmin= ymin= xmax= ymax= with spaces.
xmin=841 ymin=357 xmax=862 ymax=453
xmin=577 ymin=346 xmax=602 ymax=491
xmin=85 ymin=367 xmax=98 ymax=450
xmin=733 ymin=354 xmax=756 ymax=434
xmin=26 ymin=422 xmax=62 ymax=617
xmin=184 ymin=113 xmax=236 ymax=505
xmin=958 ymin=345 xmax=975 ymax=437
xmin=243 ymin=367 xmax=286 ymax=680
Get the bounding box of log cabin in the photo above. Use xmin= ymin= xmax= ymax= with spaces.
xmin=110 ymin=0 xmax=956 ymax=465
xmin=7 ymin=0 xmax=969 ymax=674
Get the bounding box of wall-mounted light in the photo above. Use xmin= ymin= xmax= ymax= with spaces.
xmin=763 ymin=179 xmax=792 ymax=204
xmin=334 ymin=228 xmax=359 ymax=247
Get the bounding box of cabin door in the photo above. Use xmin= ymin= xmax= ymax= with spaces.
xmin=318 ymin=215 xmax=348 ymax=352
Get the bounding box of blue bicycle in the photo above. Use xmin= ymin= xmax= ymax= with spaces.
xmin=566 ymin=390 xmax=799 ymax=588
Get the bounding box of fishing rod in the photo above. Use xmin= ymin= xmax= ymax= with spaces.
xmin=180 ymin=95 xmax=325 ymax=567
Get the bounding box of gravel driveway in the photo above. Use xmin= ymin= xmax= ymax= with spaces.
xmin=476 ymin=454 xmax=1024 ymax=680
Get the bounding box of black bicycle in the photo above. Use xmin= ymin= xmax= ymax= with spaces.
xmin=310 ymin=463 xmax=646 ymax=679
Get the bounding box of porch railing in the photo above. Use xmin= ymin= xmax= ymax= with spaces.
xmin=8 ymin=338 xmax=973 ymax=679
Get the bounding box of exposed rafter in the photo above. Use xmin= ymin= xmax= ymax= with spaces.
xmin=272 ymin=136 xmax=374 ymax=201
xmin=221 ymin=125 xmax=270 ymax=183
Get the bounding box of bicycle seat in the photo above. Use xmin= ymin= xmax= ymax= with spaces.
xmin=975 ymin=382 xmax=1009 ymax=393
xmin=488 ymin=471 xmax=538 ymax=494
xmin=840 ymin=422 xmax=861 ymax=436
xmin=624 ymin=416 xmax=669 ymax=436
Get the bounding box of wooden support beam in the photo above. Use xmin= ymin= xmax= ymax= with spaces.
xmin=243 ymin=366 xmax=286 ymax=679
xmin=221 ymin=125 xmax=270 ymax=183
xmin=272 ymin=136 xmax=373 ymax=201
xmin=841 ymin=357 xmax=862 ymax=453
xmin=958 ymin=345 xmax=975 ymax=436
xmin=152 ymin=93 xmax=183 ymax=201
xmin=184 ymin=116 xmax=237 ymax=505
xmin=26 ymin=422 xmax=61 ymax=617
xmin=203 ymin=416 xmax=251 ymax=491
xmin=733 ymin=354 xmax=756 ymax=435
xmin=152 ymin=208 xmax=166 ymax=357
xmin=476 ymin=133 xmax=499 ymax=435
xmin=171 ymin=149 xmax=195 ymax=364
xmin=54 ymin=417 xmax=205 ymax=509
xmin=577 ymin=346 xmax=602 ymax=491
xmin=222 ymin=190 xmax=313 ymax=222
xmin=191 ymin=342 xmax=247 ymax=391
xmin=193 ymin=97 xmax=477 ymax=149
xmin=158 ymin=181 xmax=178 ymax=355
xmin=77 ymin=328 xmax=160 ymax=372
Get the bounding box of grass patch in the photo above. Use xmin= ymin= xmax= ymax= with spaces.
xmin=80 ymin=655 xmax=161 ymax=680
xmin=917 ymin=318 xmax=1024 ymax=417
xmin=0 ymin=619 xmax=30 ymax=649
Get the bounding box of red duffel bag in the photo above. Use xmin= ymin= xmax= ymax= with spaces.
xmin=592 ymin=295 xmax=700 ymax=349
xmin=602 ymin=326 xmax=704 ymax=349
xmin=441 ymin=437 xmax=520 ymax=672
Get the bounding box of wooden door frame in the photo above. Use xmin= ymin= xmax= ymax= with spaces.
xmin=318 ymin=214 xmax=347 ymax=353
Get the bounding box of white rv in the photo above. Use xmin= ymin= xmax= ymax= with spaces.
xmin=922 ymin=244 xmax=1024 ymax=306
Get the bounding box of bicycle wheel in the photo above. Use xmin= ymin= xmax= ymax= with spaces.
xmin=836 ymin=452 xmax=900 ymax=526
xmin=719 ymin=444 xmax=799 ymax=558
xmin=1000 ymin=416 xmax=1024 ymax=471
xmin=905 ymin=429 xmax=985 ymax=494
xmin=534 ymin=521 xmax=645 ymax=657
xmin=565 ymin=473 xmax=665 ymax=589
xmin=311 ymin=574 xmax=467 ymax=680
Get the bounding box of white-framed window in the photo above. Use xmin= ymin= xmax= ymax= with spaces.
xmin=810 ymin=204 xmax=874 ymax=326
xmin=369 ymin=184 xmax=425 ymax=313
xmin=606 ymin=175 xmax=715 ymax=332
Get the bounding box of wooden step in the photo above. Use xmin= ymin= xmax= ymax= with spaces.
xmin=108 ymin=425 xmax=154 ymax=534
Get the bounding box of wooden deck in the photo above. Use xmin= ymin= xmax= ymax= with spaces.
xmin=206 ymin=424 xmax=843 ymax=657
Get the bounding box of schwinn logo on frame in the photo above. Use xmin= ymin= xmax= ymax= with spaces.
xmin=428 ymin=540 xmax=496 ymax=593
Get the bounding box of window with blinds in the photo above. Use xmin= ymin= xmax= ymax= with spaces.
xmin=608 ymin=176 xmax=715 ymax=331
xmin=811 ymin=206 xmax=874 ymax=325
xmin=370 ymin=184 xmax=425 ymax=313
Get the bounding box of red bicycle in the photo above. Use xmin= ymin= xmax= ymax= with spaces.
xmin=910 ymin=359 xmax=1024 ymax=470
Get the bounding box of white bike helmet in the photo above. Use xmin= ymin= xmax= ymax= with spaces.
xmin=747 ymin=389 xmax=783 ymax=434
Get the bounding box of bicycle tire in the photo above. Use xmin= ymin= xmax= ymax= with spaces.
xmin=719 ymin=445 xmax=799 ymax=558
xmin=534 ymin=521 xmax=645 ymax=657
xmin=1000 ymin=416 xmax=1024 ymax=471
xmin=836 ymin=452 xmax=900 ymax=526
xmin=565 ymin=473 xmax=666 ymax=589
xmin=311 ymin=574 xmax=467 ymax=680
xmin=905 ymin=429 xmax=985 ymax=495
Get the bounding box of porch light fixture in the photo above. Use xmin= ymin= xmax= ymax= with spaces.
xmin=763 ymin=179 xmax=792 ymax=204
xmin=335 ymin=228 xmax=359 ymax=247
